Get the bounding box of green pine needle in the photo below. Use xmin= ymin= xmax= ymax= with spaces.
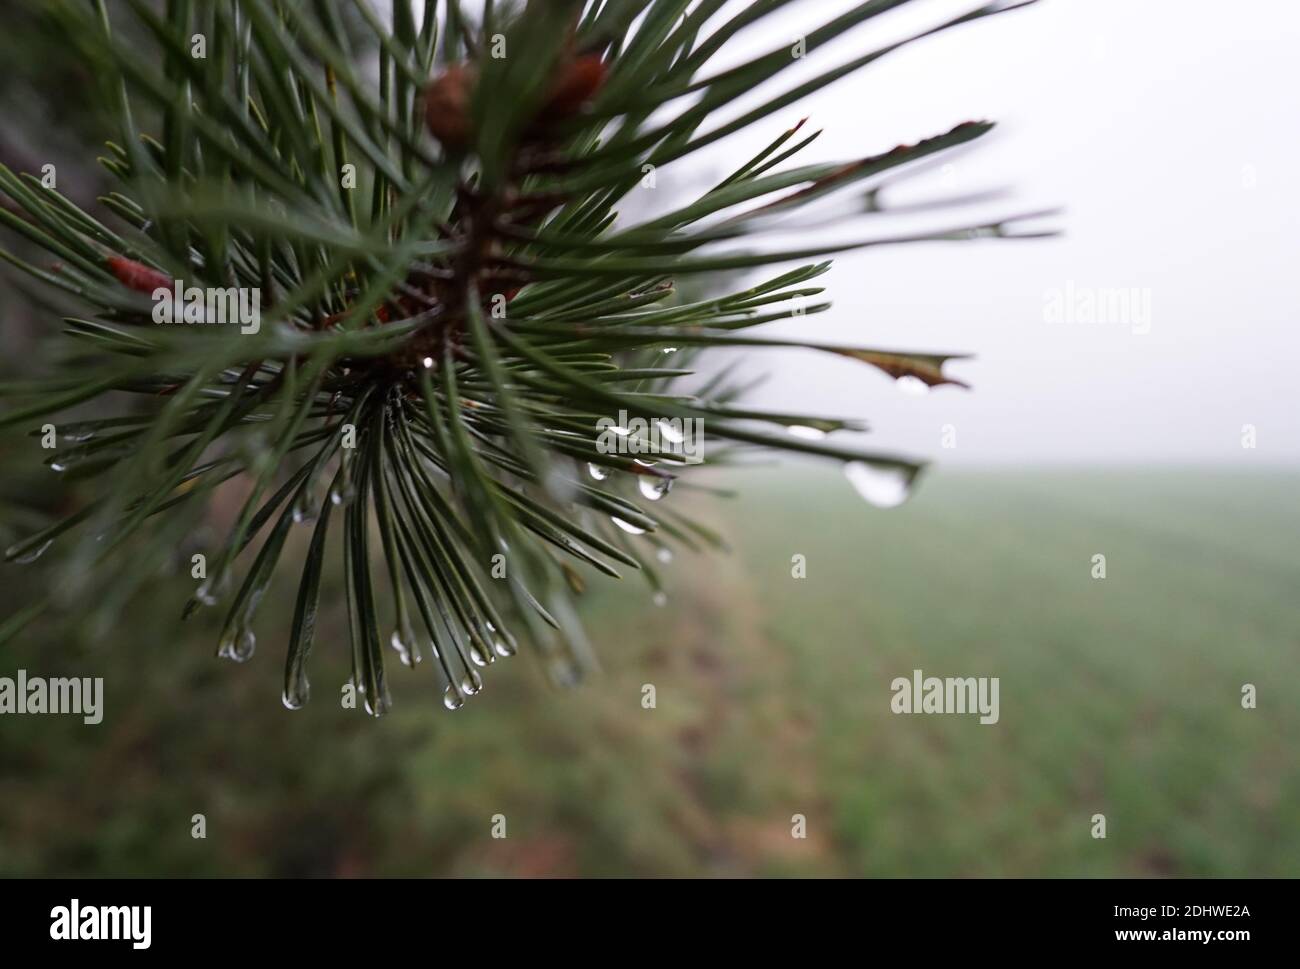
xmin=0 ymin=0 xmax=1049 ymax=713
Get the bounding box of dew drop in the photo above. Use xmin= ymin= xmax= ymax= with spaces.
xmin=442 ymin=685 xmax=465 ymax=710
xmin=291 ymin=490 xmax=319 ymax=524
xmin=611 ymin=516 xmax=646 ymax=535
xmin=390 ymin=627 xmax=420 ymax=667
xmin=653 ymin=591 xmax=668 ymax=607
xmin=587 ymin=462 xmax=610 ymax=481
xmin=787 ymin=425 xmax=827 ymax=441
xmin=10 ymin=539 xmax=52 ymax=564
xmin=218 ymin=625 xmax=256 ymax=663
xmin=60 ymin=423 xmax=97 ymax=443
xmin=328 ymin=481 xmax=356 ymax=507
xmin=469 ymin=642 xmax=493 ymax=667
xmin=329 ymin=451 xmax=356 ymax=507
xmin=638 ymin=476 xmax=672 ymax=501
xmin=363 ymin=685 xmax=391 ymax=717
xmin=234 ymin=627 xmax=256 ymax=662
xmin=661 ymin=347 xmax=678 ymax=354
xmin=282 ymin=676 xmax=310 ymax=710
xmin=655 ymin=420 xmax=685 ymax=445
xmin=493 ymin=638 xmax=517 ymax=658
xmin=195 ymin=573 xmax=230 ymax=607
xmin=896 ymin=375 xmax=930 ymax=396
xmin=656 ymin=546 xmax=673 ymax=564
xmin=464 ymin=671 xmax=484 ymax=694
xmin=844 ymin=461 xmax=919 ymax=509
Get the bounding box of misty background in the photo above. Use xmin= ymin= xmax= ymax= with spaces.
xmin=674 ymin=0 xmax=1300 ymax=468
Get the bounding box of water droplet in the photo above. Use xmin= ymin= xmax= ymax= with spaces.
xmin=661 ymin=347 xmax=678 ymax=354
xmin=655 ymin=420 xmax=685 ymax=445
xmin=329 ymin=452 xmax=356 ymax=507
xmin=844 ymin=461 xmax=919 ymax=509
xmin=469 ymin=642 xmax=493 ymax=667
xmin=638 ymin=476 xmax=672 ymax=501
xmin=10 ymin=539 xmax=52 ymax=564
xmin=390 ymin=627 xmax=420 ymax=667
xmin=493 ymin=638 xmax=517 ymax=658
xmin=587 ymin=463 xmax=610 ymax=481
xmin=195 ymin=573 xmax=230 ymax=606
xmin=611 ymin=516 xmax=646 ymax=535
xmin=656 ymin=546 xmax=673 ymax=564
xmin=233 ymin=627 xmax=256 ymax=662
xmin=896 ymin=375 xmax=930 ymax=396
xmin=460 ymin=669 xmax=483 ymax=696
xmin=60 ymin=423 xmax=97 ymax=443
xmin=291 ymin=489 xmax=319 ymax=524
xmin=442 ymin=685 xmax=465 ymax=710
xmin=328 ymin=481 xmax=356 ymax=507
xmin=218 ymin=626 xmax=256 ymax=663
xmin=282 ymin=676 xmax=310 ymax=710
xmin=788 ymin=425 xmax=827 ymax=440
xmin=653 ymin=591 xmax=668 ymax=607
xmin=363 ymin=684 xmax=391 ymax=717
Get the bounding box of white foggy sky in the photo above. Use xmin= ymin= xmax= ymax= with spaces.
xmin=665 ymin=0 xmax=1300 ymax=467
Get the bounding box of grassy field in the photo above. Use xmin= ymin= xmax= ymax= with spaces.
xmin=1 ymin=467 xmax=1296 ymax=876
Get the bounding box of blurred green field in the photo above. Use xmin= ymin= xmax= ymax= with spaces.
xmin=1 ymin=467 xmax=1296 ymax=876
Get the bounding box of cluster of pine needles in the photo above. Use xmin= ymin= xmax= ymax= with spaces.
xmin=0 ymin=0 xmax=1050 ymax=714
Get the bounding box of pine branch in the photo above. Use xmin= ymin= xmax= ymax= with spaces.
xmin=0 ymin=0 xmax=1051 ymax=714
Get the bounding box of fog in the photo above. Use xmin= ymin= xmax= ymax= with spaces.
xmin=681 ymin=0 xmax=1300 ymax=467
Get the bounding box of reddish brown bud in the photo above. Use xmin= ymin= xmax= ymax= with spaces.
xmin=107 ymin=255 xmax=172 ymax=294
xmin=424 ymin=53 xmax=606 ymax=151
xmin=424 ymin=63 xmax=475 ymax=150
xmin=539 ymin=53 xmax=607 ymax=120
